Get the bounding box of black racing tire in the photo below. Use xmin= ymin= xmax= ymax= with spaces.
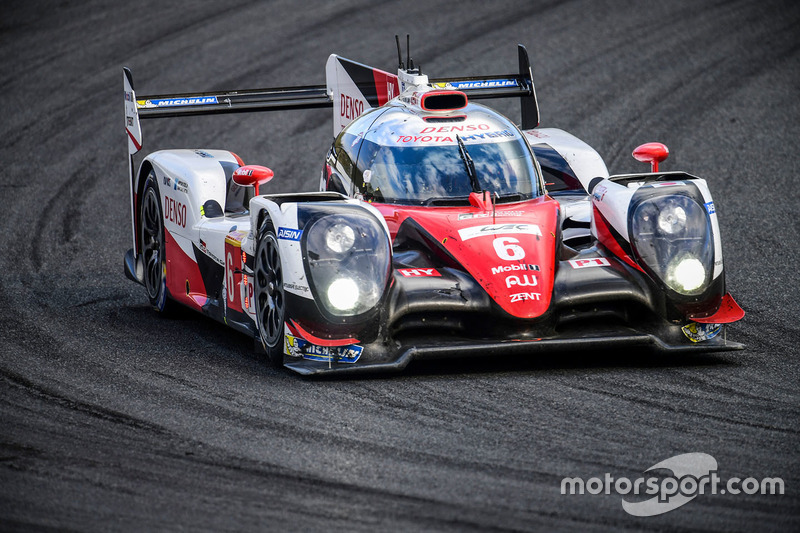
xmin=254 ymin=219 xmax=286 ymax=366
xmin=140 ymin=172 xmax=173 ymax=313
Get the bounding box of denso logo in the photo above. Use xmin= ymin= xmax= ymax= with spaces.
xmin=341 ymin=94 xmax=364 ymax=120
xmin=277 ymin=227 xmax=303 ymax=241
xmin=398 ymin=268 xmax=441 ymax=277
xmin=491 ymin=264 xmax=539 ymax=275
xmin=505 ymin=274 xmax=538 ymax=288
xmin=420 ymin=124 xmax=490 ymax=134
xmin=510 ymin=292 xmax=541 ymax=302
xmin=164 ymin=196 xmax=186 ymax=228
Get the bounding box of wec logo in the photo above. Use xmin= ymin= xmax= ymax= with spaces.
xmin=277 ymin=227 xmax=303 ymax=241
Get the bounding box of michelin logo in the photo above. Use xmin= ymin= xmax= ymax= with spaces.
xmin=140 ymin=96 xmax=218 ymax=108
xmin=450 ymin=79 xmax=518 ymax=90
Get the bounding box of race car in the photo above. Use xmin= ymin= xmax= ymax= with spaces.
xmin=122 ymin=39 xmax=744 ymax=375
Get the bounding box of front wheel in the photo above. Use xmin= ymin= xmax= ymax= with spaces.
xmin=254 ymin=221 xmax=286 ymax=366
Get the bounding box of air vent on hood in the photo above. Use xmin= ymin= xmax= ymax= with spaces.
xmin=420 ymin=90 xmax=468 ymax=112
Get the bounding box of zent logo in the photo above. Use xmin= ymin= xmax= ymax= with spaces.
xmin=569 ymin=258 xmax=611 ymax=269
xmin=164 ymin=196 xmax=186 ymax=228
xmin=398 ymin=268 xmax=441 ymax=277
xmin=277 ymin=227 xmax=303 ymax=241
xmin=510 ymin=292 xmax=540 ymax=302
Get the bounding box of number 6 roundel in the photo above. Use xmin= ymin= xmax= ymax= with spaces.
xmin=493 ymin=237 xmax=525 ymax=261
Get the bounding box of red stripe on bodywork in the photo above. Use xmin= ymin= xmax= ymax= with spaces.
xmin=593 ymin=206 xmax=643 ymax=272
xmin=164 ymin=227 xmax=207 ymax=310
xmin=373 ymin=70 xmax=399 ymax=106
xmin=126 ymin=128 xmax=142 ymax=151
xmin=290 ymin=320 xmax=360 ymax=347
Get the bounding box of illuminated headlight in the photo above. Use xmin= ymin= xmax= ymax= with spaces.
xmin=325 ymin=223 xmax=356 ymax=253
xmin=630 ymin=193 xmax=714 ymax=296
xmin=327 ymin=277 xmax=360 ymax=311
xmin=667 ymin=256 xmax=706 ymax=293
xmin=304 ymin=211 xmax=391 ymax=317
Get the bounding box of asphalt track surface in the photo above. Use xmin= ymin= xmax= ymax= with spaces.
xmin=1 ymin=0 xmax=799 ymax=530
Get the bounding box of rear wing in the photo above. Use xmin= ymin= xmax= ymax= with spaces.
xmin=124 ymin=44 xmax=539 ymax=154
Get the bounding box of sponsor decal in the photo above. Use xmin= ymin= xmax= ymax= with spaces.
xmin=162 ymin=175 xmax=171 ymax=187
xmin=505 ymin=274 xmax=538 ymax=289
xmin=460 ymin=129 xmax=515 ymax=142
xmin=398 ymin=268 xmax=441 ymax=277
xmin=458 ymin=211 xmax=524 ymax=220
xmin=491 ymin=264 xmax=540 ymax=275
xmin=396 ymin=135 xmax=454 ymax=144
xmin=124 ymin=91 xmax=134 ymax=102
xmin=681 ymin=322 xmax=722 ymax=343
xmin=525 ymin=130 xmax=549 ymax=139
xmin=458 ymin=223 xmax=542 ymax=241
xmin=284 ymin=282 xmax=310 ymax=292
xmin=164 ymin=196 xmax=186 ymax=228
xmin=199 ymin=239 xmax=223 ymax=265
xmin=705 ymin=201 xmax=716 ymax=214
xmin=139 ymin=96 xmax=218 ymax=108
xmin=593 ymin=185 xmax=607 ymax=202
xmin=569 ymin=258 xmax=611 ymax=269
xmin=341 ymin=94 xmax=364 ymax=121
xmin=277 ymin=227 xmax=303 ymax=241
xmin=173 ymin=178 xmax=188 ymax=193
xmin=449 ymin=79 xmax=518 ymax=90
xmin=420 ymin=124 xmax=490 ymax=134
xmin=650 ymin=181 xmax=682 ymax=188
xmin=194 ymin=149 xmax=214 ymax=158
xmin=284 ymin=334 xmax=362 ymax=363
xmin=510 ymin=292 xmax=541 ymax=302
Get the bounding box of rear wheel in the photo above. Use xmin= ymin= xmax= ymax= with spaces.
xmin=254 ymin=221 xmax=286 ymax=365
xmin=140 ymin=174 xmax=172 ymax=312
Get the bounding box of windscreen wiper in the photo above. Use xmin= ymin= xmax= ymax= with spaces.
xmin=456 ymin=135 xmax=482 ymax=193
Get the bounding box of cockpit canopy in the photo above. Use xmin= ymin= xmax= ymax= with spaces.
xmin=332 ymin=103 xmax=542 ymax=205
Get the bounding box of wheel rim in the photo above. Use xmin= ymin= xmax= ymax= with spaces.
xmin=255 ymin=234 xmax=285 ymax=348
xmin=142 ymin=187 xmax=163 ymax=300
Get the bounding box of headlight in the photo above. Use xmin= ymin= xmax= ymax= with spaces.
xmin=304 ymin=211 xmax=391 ymax=317
xmin=325 ymin=223 xmax=356 ymax=253
xmin=327 ymin=277 xmax=360 ymax=311
xmin=657 ymin=204 xmax=687 ymax=234
xmin=630 ymin=193 xmax=714 ymax=296
xmin=667 ymin=255 xmax=706 ymax=293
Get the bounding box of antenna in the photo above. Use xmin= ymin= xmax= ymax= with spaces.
xmin=395 ymin=35 xmax=404 ymax=70
xmin=407 ymin=34 xmax=415 ymax=72
xmin=406 ymin=34 xmax=422 ymax=74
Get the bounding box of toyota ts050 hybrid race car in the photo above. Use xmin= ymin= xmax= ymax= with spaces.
xmin=122 ymin=39 xmax=744 ymax=375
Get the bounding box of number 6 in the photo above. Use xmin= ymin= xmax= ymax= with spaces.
xmin=493 ymin=237 xmax=525 ymax=261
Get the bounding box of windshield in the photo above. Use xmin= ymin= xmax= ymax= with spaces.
xmin=354 ymin=137 xmax=540 ymax=205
